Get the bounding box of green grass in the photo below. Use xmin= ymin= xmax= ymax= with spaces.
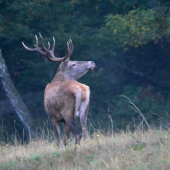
xmin=0 ymin=129 xmax=170 ymax=170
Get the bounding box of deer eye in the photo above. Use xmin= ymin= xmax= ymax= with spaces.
xmin=72 ymin=64 xmax=76 ymax=67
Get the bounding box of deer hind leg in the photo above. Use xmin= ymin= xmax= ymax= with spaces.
xmin=65 ymin=120 xmax=82 ymax=152
xmin=62 ymin=111 xmax=82 ymax=150
xmin=62 ymin=93 xmax=82 ymax=150
xmin=79 ymin=91 xmax=90 ymax=142
xmin=80 ymin=104 xmax=89 ymax=142
xmin=74 ymin=89 xmax=88 ymax=141
xmin=74 ymin=90 xmax=82 ymax=117
xmin=51 ymin=118 xmax=62 ymax=148
xmin=65 ymin=118 xmax=82 ymax=145
xmin=63 ymin=122 xmax=69 ymax=147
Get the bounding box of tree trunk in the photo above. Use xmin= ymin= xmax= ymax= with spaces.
xmin=0 ymin=49 xmax=35 ymax=137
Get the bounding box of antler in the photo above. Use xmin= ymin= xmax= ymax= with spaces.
xmin=64 ymin=39 xmax=74 ymax=61
xmin=22 ymin=33 xmax=74 ymax=62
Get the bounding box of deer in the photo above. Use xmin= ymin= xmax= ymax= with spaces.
xmin=22 ymin=34 xmax=95 ymax=151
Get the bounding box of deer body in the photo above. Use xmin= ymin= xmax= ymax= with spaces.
xmin=44 ymin=80 xmax=90 ymax=147
xmin=22 ymin=34 xmax=95 ymax=150
xmin=45 ymin=80 xmax=90 ymax=120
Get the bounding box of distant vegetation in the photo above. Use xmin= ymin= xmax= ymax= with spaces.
xmin=1 ymin=0 xmax=170 ymax=139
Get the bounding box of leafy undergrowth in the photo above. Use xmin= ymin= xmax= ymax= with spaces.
xmin=1 ymin=129 xmax=170 ymax=170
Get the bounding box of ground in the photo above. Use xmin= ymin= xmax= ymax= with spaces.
xmin=0 ymin=128 xmax=170 ymax=170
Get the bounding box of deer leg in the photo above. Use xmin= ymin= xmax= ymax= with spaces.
xmin=80 ymin=104 xmax=89 ymax=142
xmin=64 ymin=119 xmax=82 ymax=146
xmin=63 ymin=122 xmax=69 ymax=147
xmin=51 ymin=118 xmax=62 ymax=148
xmin=80 ymin=113 xmax=88 ymax=141
xmin=61 ymin=98 xmax=82 ymax=150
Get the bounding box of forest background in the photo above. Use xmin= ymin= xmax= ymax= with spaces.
xmin=1 ymin=0 xmax=170 ymax=141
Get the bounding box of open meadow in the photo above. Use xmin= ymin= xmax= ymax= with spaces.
xmin=0 ymin=128 xmax=170 ymax=170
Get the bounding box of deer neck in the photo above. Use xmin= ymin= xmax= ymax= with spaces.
xmin=52 ymin=72 xmax=68 ymax=82
xmin=52 ymin=68 xmax=74 ymax=82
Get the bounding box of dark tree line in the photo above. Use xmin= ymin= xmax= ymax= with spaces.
xmin=1 ymin=0 xmax=170 ymax=140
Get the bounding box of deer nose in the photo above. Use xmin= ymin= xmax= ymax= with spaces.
xmin=89 ymin=61 xmax=95 ymax=66
xmin=88 ymin=61 xmax=95 ymax=70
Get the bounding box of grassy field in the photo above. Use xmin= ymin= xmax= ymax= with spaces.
xmin=0 ymin=128 xmax=170 ymax=170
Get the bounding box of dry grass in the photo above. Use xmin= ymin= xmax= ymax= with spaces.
xmin=1 ymin=129 xmax=170 ymax=170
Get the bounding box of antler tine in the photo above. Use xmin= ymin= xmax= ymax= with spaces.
xmin=35 ymin=35 xmax=39 ymax=47
xmin=22 ymin=42 xmax=35 ymax=51
xmin=70 ymin=39 xmax=74 ymax=54
xmin=51 ymin=37 xmax=55 ymax=53
xmin=64 ymin=39 xmax=74 ymax=61
xmin=39 ymin=33 xmax=48 ymax=51
xmin=48 ymin=42 xmax=51 ymax=50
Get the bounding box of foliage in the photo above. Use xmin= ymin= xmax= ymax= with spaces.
xmin=104 ymin=7 xmax=170 ymax=47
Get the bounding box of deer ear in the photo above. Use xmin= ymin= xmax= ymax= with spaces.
xmin=60 ymin=59 xmax=69 ymax=70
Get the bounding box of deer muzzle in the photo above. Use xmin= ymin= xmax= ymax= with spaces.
xmin=88 ymin=61 xmax=95 ymax=71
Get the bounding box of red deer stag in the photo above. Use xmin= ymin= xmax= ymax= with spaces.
xmin=22 ymin=34 xmax=95 ymax=150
